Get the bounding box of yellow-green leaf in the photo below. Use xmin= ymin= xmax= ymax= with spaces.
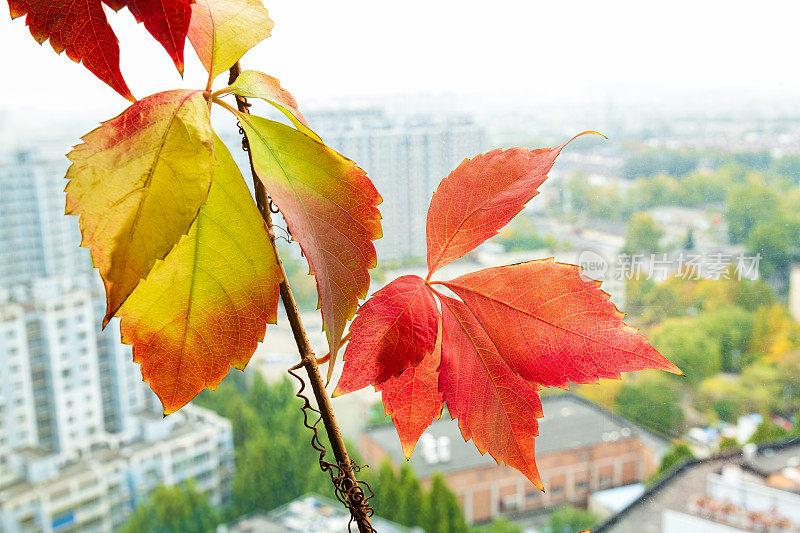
xmin=220 ymin=70 xmax=321 ymax=142
xmin=236 ymin=112 xmax=382 ymax=381
xmin=188 ymin=0 xmax=273 ymax=82
xmin=118 ymin=133 xmax=282 ymax=415
xmin=66 ymin=90 xmax=215 ymax=325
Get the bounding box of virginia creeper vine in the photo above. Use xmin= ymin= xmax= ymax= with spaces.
xmin=7 ymin=2 xmax=682 ymax=531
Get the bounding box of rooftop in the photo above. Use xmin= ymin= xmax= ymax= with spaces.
xmin=364 ymin=393 xmax=667 ymax=479
xmin=594 ymin=437 xmax=800 ymax=533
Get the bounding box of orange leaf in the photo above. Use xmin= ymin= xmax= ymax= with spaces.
xmin=334 ymin=135 xmax=679 ymax=485
xmin=426 ymin=133 xmax=601 ymax=277
xmin=441 ymin=259 xmax=682 ymax=388
xmin=335 ymin=275 xmax=439 ymax=395
xmin=237 ymin=113 xmax=382 ymax=381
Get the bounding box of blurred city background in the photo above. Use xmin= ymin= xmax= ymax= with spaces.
xmin=2 ymin=1 xmax=800 ymax=532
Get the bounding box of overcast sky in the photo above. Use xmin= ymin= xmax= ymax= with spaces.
xmin=1 ymin=0 xmax=799 ymax=116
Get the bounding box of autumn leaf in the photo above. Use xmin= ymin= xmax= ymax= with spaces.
xmin=236 ymin=112 xmax=382 ymax=380
xmin=188 ymin=0 xmax=273 ymax=82
xmin=66 ymin=89 xmax=215 ymax=325
xmin=335 ymin=275 xmax=439 ymax=396
xmin=8 ymin=0 xmax=193 ymax=99
xmin=438 ymin=295 xmax=544 ymax=488
xmin=114 ymin=0 xmax=194 ymax=75
xmin=426 ymin=133 xmax=602 ymax=277
xmin=375 ymin=317 xmax=444 ymax=459
xmin=9 ymin=0 xmax=133 ymax=100
xmin=441 ymin=259 xmax=682 ymax=388
xmin=117 ymin=133 xmax=282 ymax=415
xmin=334 ymin=132 xmax=680 ymax=488
xmin=219 ymin=70 xmax=321 ymax=142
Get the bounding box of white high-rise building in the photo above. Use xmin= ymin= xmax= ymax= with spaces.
xmin=0 ymin=151 xmax=90 ymax=286
xmin=308 ymin=109 xmax=487 ymax=261
xmin=0 ymin=301 xmax=38 ymax=486
xmin=0 ymin=149 xmax=235 ymax=532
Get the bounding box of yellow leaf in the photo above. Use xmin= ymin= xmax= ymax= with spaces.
xmin=66 ymin=90 xmax=215 ymax=324
xmin=118 ymin=133 xmax=282 ymax=415
xmin=188 ymin=0 xmax=273 ymax=81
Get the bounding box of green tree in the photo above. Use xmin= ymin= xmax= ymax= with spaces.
xmin=397 ymin=464 xmax=424 ymax=527
xmin=615 ymin=374 xmax=685 ymax=436
xmin=368 ymin=460 xmax=401 ymax=521
xmin=725 ymin=181 xmax=781 ymax=243
xmin=472 ymin=517 xmax=523 ymax=533
xmin=122 ymin=481 xmax=220 ymax=533
xmin=650 ymin=318 xmax=722 ymax=382
xmin=622 ymin=212 xmax=664 ymax=255
xmin=649 ymin=442 xmax=693 ymax=483
xmin=422 ymin=473 xmax=469 ymax=533
xmin=774 ymin=155 xmax=800 ymax=183
xmin=196 ymin=375 xmax=333 ymax=517
xmin=699 ymin=306 xmax=753 ymax=372
xmin=495 ymin=216 xmax=549 ymax=251
xmin=746 ymin=219 xmax=796 ymax=283
xmin=548 ymin=505 xmax=599 ymax=533
xmin=748 ymin=418 xmax=789 ymax=444
xmin=718 ymin=436 xmax=739 ymax=452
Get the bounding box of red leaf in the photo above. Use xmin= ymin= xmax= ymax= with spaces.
xmin=9 ymin=0 xmax=133 ymax=100
xmin=441 ymin=259 xmax=682 ymax=388
xmin=9 ymin=0 xmax=192 ymax=98
xmin=375 ymin=318 xmax=444 ymax=459
xmin=121 ymin=0 xmax=192 ymax=74
xmin=335 ymin=275 xmax=439 ymax=395
xmin=425 ymin=133 xmax=601 ymax=277
xmin=439 ymin=295 xmax=544 ymax=489
xmin=331 ymin=134 xmax=679 ymax=488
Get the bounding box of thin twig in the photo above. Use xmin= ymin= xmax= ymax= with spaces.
xmin=226 ymin=63 xmax=375 ymax=533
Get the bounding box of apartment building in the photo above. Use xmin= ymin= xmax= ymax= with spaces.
xmin=0 ymin=407 xmax=234 ymax=533
xmin=360 ymin=394 xmax=666 ymax=524
xmin=0 ymin=151 xmax=236 ymax=532
xmin=309 ymin=109 xmax=486 ymax=261
xmin=0 ymin=151 xmax=90 ymax=286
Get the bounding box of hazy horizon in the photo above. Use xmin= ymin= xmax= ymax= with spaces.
xmin=2 ymin=1 xmax=799 ymax=114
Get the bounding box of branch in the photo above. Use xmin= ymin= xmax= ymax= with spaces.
xmin=227 ymin=63 xmax=375 ymax=533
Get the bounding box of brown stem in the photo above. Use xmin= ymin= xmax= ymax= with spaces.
xmin=227 ymin=63 xmax=374 ymax=533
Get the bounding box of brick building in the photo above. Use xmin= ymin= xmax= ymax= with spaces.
xmin=360 ymin=394 xmax=667 ymax=523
